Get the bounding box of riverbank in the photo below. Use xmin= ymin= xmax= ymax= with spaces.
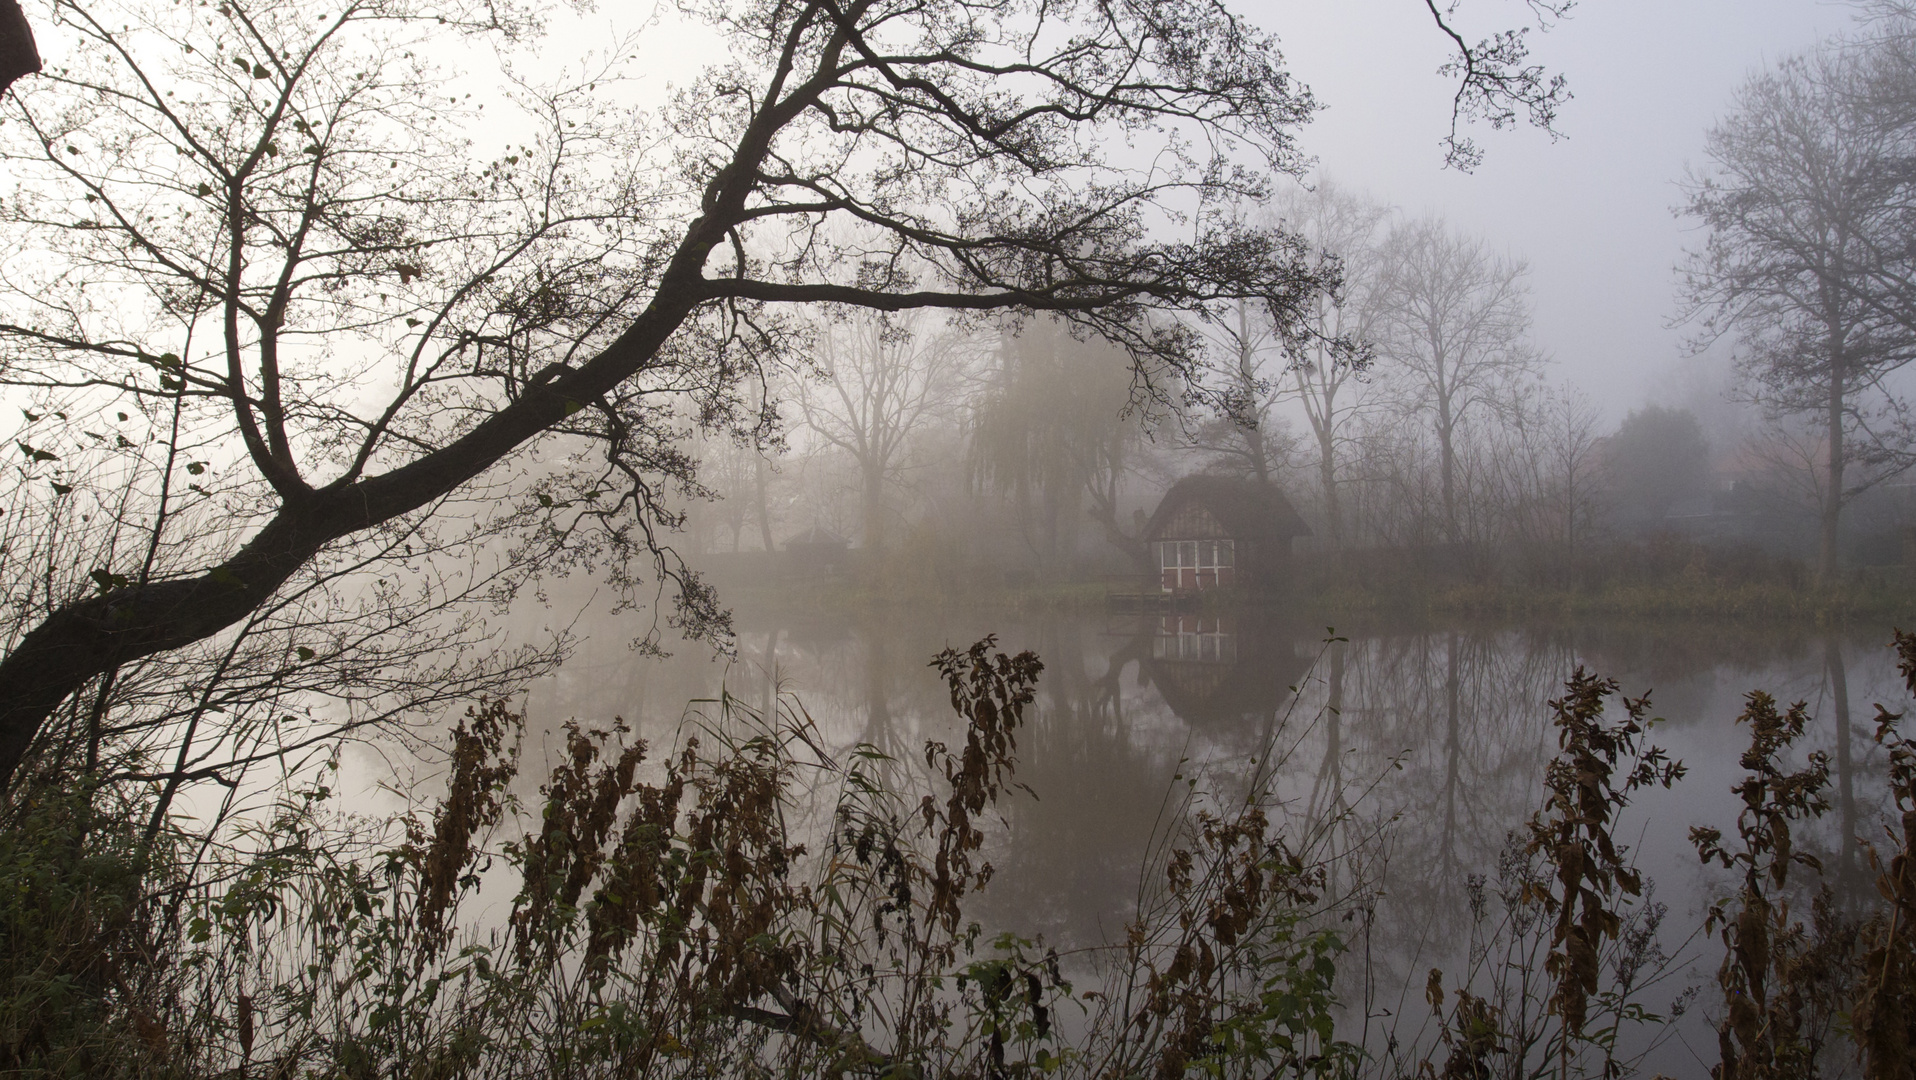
xmin=704 ymin=570 xmax=1916 ymax=625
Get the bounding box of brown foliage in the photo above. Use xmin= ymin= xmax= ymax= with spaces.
xmin=1524 ymin=668 xmax=1684 ymax=1041
xmin=1853 ymin=629 xmax=1916 ymax=1079
xmin=1692 ymin=691 xmax=1844 ymax=1080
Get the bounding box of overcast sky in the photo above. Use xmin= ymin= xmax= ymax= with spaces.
xmin=1262 ymin=0 xmax=1854 ymax=420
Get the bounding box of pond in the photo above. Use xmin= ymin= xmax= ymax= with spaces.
xmin=518 ymin=604 xmax=1914 ymax=1073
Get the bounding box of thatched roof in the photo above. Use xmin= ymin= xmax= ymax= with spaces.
xmin=784 ymin=526 xmax=849 ymax=550
xmin=1142 ymin=475 xmax=1310 ymax=543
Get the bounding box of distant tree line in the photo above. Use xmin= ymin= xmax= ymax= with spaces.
xmin=698 ymin=5 xmax=1916 ymax=589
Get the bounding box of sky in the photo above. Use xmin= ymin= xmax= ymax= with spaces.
xmin=1257 ymin=0 xmax=1854 ymax=421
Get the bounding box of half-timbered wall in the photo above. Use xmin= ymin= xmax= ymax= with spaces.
xmin=1156 ymin=537 xmax=1237 ymax=591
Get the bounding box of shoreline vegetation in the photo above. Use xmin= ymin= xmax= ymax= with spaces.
xmin=690 ymin=533 xmax=1916 ymax=624
xmin=10 ymin=632 xmax=1916 ymax=1077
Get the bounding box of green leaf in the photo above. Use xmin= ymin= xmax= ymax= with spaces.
xmin=20 ymin=409 xmax=37 ymax=422
xmin=252 ymin=63 xmax=271 ymax=80
xmin=49 ymin=481 xmax=72 ymax=495
xmin=296 ymin=646 xmax=315 ymax=661
xmin=196 ymin=182 xmax=213 ymax=197
xmin=90 ymin=569 xmax=130 ymax=593
xmin=535 ymin=493 xmax=554 ymax=508
xmin=16 ymin=441 xmax=56 ymax=463
xmin=185 ymin=461 xmax=207 ymax=475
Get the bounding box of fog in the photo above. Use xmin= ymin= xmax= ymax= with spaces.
xmin=610 ymin=1 xmax=1916 ymax=580
xmin=12 ymin=1 xmax=1916 ymax=1075
xmin=1277 ymin=0 xmax=1845 ymax=418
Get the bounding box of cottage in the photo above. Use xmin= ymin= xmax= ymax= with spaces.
xmin=1142 ymin=476 xmax=1310 ymax=593
xmin=783 ymin=525 xmax=850 ymax=574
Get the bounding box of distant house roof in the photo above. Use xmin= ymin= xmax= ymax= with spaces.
xmin=784 ymin=526 xmax=849 ymax=550
xmin=1143 ymin=475 xmax=1311 ymax=543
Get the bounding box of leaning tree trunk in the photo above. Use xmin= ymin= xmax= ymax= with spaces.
xmin=0 ymin=270 xmax=713 ymax=792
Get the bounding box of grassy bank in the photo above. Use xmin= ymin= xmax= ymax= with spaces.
xmin=1300 ymin=577 xmax=1916 ymax=622
xmin=706 ymin=571 xmax=1916 ymax=625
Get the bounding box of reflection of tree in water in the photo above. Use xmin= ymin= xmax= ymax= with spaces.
xmin=1583 ymin=626 xmax=1904 ymax=917
xmin=1330 ymin=628 xmax=1570 ymax=1002
xmin=521 ymin=606 xmax=1916 ymax=1033
xmin=974 ymin=616 xmax=1193 ymax=946
xmin=1827 ymin=636 xmax=1863 ymax=902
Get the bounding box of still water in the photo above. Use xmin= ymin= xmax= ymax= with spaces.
xmin=521 ymin=606 xmax=1913 ymax=1069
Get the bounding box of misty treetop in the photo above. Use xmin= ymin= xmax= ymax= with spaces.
xmin=1682 ymin=12 xmax=1916 ymax=583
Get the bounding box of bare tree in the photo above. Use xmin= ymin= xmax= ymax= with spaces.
xmin=1185 ymin=293 xmax=1295 ymax=485
xmin=1486 ymin=382 xmax=1605 ymax=566
xmin=796 ymin=309 xmax=968 ymax=553
xmin=1182 ymin=182 xmax=1389 ymax=545
xmin=1278 ymin=181 xmax=1393 ymax=547
xmin=0 ymin=0 xmax=1575 ymax=792
xmin=1681 ymin=39 xmax=1916 ymax=581
xmin=1374 ymin=215 xmax=1543 ymax=544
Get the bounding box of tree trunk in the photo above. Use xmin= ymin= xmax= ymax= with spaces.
xmin=0 ymin=0 xmax=41 ymax=95
xmin=1317 ymin=424 xmax=1341 ymax=549
xmin=755 ymin=455 xmax=776 ymax=553
xmin=1085 ymin=495 xmax=1149 ymax=571
xmin=1820 ymin=325 xmax=1846 ymax=584
xmin=862 ymin=463 xmax=886 ymax=555
xmin=0 ymin=269 xmax=713 ymax=791
xmin=1238 ymin=301 xmax=1272 ymax=485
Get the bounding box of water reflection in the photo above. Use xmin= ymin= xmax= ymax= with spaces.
xmin=518 ymin=607 xmax=1910 ymax=1057
xmin=1137 ymin=613 xmax=1310 ymax=730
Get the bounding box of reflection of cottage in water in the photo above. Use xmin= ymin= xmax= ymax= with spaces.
xmin=1139 ymin=613 xmax=1308 ymax=727
xmin=1143 ymin=476 xmax=1310 ymax=593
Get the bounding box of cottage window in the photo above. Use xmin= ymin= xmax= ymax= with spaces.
xmin=1156 ymin=539 xmax=1233 ymax=569
xmin=1154 ymin=539 xmax=1235 ymax=585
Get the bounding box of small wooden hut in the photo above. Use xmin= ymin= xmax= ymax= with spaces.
xmin=1141 ymin=476 xmax=1309 ymax=593
xmin=783 ymin=525 xmax=850 ymax=574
